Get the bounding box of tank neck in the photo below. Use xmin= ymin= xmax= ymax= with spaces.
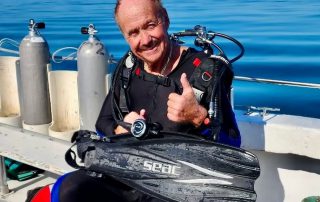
xmin=88 ymin=35 xmax=98 ymax=42
xmin=28 ymin=30 xmax=39 ymax=37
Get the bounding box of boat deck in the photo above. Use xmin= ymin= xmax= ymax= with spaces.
xmin=0 ymin=123 xmax=75 ymax=202
xmin=0 ymin=123 xmax=75 ymax=176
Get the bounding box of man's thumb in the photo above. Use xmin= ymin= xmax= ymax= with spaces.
xmin=180 ymin=73 xmax=192 ymax=94
xmin=139 ymin=109 xmax=146 ymax=119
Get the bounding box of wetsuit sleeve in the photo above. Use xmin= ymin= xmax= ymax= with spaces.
xmin=95 ymin=92 xmax=117 ymax=136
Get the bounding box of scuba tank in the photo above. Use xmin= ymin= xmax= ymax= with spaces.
xmin=77 ymin=24 xmax=109 ymax=131
xmin=18 ymin=19 xmax=51 ymax=128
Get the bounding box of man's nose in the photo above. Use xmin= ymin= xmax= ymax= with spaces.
xmin=140 ymin=30 xmax=152 ymax=45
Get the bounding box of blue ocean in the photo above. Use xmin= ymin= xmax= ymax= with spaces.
xmin=1 ymin=0 xmax=319 ymax=118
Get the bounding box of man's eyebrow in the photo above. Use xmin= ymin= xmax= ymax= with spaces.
xmin=142 ymin=19 xmax=160 ymax=28
xmin=127 ymin=27 xmax=139 ymax=36
xmin=146 ymin=19 xmax=155 ymax=23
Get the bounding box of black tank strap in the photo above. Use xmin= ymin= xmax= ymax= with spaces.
xmin=119 ymin=67 xmax=132 ymax=114
xmin=134 ymin=68 xmax=172 ymax=87
xmin=118 ymin=51 xmax=138 ymax=115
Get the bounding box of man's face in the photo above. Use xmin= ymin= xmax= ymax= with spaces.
xmin=116 ymin=0 xmax=169 ymax=67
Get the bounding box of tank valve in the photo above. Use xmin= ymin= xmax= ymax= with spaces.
xmin=81 ymin=24 xmax=98 ymax=36
xmin=28 ymin=19 xmax=45 ymax=31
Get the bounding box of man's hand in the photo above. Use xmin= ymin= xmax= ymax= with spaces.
xmin=167 ymin=73 xmax=207 ymax=127
xmin=114 ymin=109 xmax=146 ymax=134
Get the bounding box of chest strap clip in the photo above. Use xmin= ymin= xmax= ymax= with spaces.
xmin=156 ymin=75 xmax=171 ymax=87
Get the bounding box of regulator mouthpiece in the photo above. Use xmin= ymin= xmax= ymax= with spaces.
xmin=131 ymin=119 xmax=147 ymax=139
xmin=130 ymin=119 xmax=162 ymax=139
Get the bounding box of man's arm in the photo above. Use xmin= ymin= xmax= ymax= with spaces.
xmin=95 ymin=93 xmax=118 ymax=136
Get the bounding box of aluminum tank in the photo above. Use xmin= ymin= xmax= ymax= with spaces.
xmin=18 ymin=19 xmax=51 ymax=125
xmin=77 ymin=24 xmax=109 ymax=131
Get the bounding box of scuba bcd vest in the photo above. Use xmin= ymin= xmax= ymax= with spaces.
xmin=111 ymin=48 xmax=241 ymax=147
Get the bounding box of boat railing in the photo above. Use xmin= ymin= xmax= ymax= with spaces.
xmin=234 ymin=76 xmax=320 ymax=89
xmin=230 ymin=76 xmax=320 ymax=115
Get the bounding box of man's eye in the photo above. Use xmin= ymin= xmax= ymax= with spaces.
xmin=128 ymin=31 xmax=139 ymax=38
xmin=146 ymin=23 xmax=157 ymax=30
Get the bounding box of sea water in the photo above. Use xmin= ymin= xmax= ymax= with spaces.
xmin=0 ymin=0 xmax=319 ymax=118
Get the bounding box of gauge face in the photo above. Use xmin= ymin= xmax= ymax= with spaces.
xmin=131 ymin=119 xmax=147 ymax=138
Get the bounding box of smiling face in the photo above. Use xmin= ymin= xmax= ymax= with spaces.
xmin=115 ymin=0 xmax=170 ymax=70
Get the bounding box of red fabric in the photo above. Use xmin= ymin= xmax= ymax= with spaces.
xmin=193 ymin=58 xmax=202 ymax=68
xmin=32 ymin=184 xmax=52 ymax=202
xmin=135 ymin=67 xmax=141 ymax=76
xmin=204 ymin=118 xmax=211 ymax=125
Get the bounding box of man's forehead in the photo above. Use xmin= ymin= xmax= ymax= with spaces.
xmin=117 ymin=2 xmax=158 ymax=24
xmin=118 ymin=0 xmax=154 ymax=10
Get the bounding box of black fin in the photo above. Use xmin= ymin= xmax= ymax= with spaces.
xmin=73 ymin=132 xmax=260 ymax=202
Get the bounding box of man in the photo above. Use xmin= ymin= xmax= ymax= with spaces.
xmin=96 ymin=0 xmax=208 ymax=136
xmin=28 ymin=0 xmax=240 ymax=201
xmin=96 ymin=0 xmax=240 ymax=147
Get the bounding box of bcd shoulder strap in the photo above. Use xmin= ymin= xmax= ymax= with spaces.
xmin=189 ymin=54 xmax=235 ymax=141
xmin=119 ymin=51 xmax=137 ymax=114
xmin=189 ymin=54 xmax=231 ymax=104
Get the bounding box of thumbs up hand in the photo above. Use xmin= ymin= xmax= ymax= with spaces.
xmin=167 ymin=73 xmax=207 ymax=127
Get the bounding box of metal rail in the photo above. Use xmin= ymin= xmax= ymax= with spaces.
xmin=231 ymin=76 xmax=320 ymax=111
xmin=235 ymin=76 xmax=320 ymax=89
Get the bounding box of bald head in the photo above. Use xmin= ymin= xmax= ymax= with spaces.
xmin=114 ymin=0 xmax=169 ymax=29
